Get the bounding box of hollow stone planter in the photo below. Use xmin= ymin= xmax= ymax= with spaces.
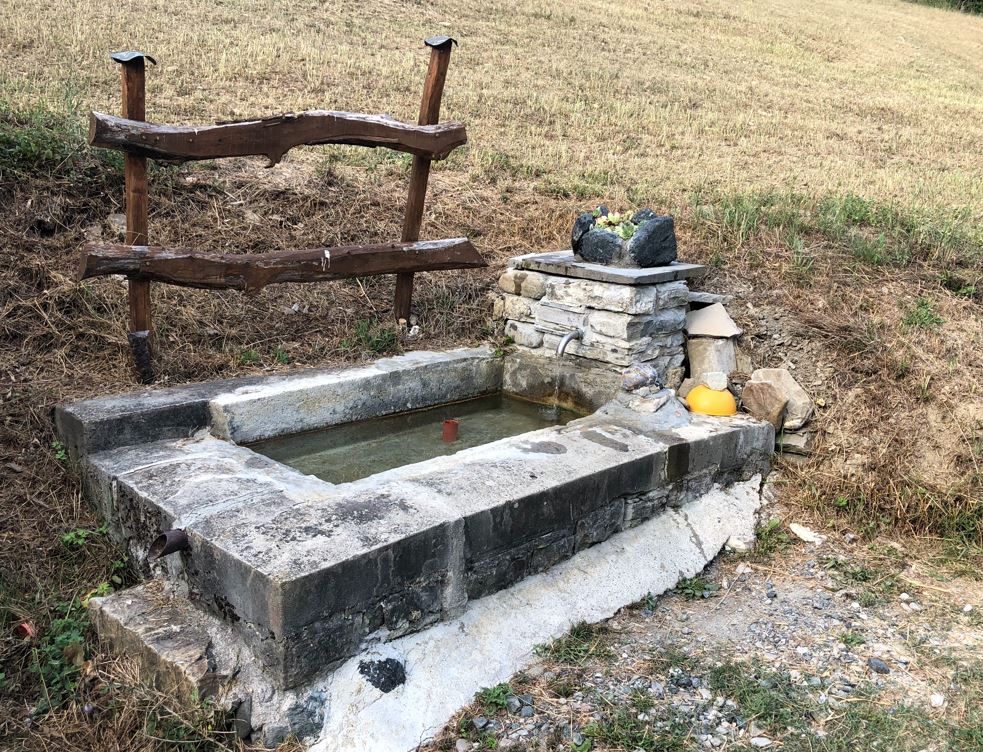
xmin=572 ymin=207 xmax=678 ymax=268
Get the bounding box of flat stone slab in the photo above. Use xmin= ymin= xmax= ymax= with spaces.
xmin=511 ymin=251 xmax=706 ymax=285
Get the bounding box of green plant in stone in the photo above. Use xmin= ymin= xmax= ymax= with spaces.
xmin=475 ymin=682 xmax=512 ymax=713
xmin=675 ymin=576 xmax=719 ymax=599
xmin=593 ymin=209 xmax=638 ymax=240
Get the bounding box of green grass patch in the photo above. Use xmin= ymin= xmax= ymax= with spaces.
xmin=583 ymin=708 xmax=690 ymax=752
xmin=906 ymin=0 xmax=983 ymax=14
xmin=686 ymin=188 xmax=982 ymax=279
xmin=753 ymin=517 xmax=793 ymax=559
xmin=340 ymin=318 xmax=401 ymax=355
xmin=535 ymin=621 xmax=611 ymax=665
xmin=902 ymin=297 xmax=945 ymax=329
xmin=29 ymin=598 xmax=89 ymax=713
xmin=647 ymin=644 xmax=700 ymax=676
xmin=708 ymin=661 xmax=812 ymax=733
xmin=821 ymin=555 xmax=903 ymax=607
xmin=0 ymin=100 xmax=122 ymax=186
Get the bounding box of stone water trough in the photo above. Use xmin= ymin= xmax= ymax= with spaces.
xmin=56 ymin=251 xmax=773 ymax=750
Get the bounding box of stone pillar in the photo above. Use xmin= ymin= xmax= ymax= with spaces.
xmin=494 ymin=252 xmax=706 ymax=380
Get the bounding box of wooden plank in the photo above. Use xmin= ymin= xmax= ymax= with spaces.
xmin=79 ymin=238 xmax=486 ymax=291
xmin=395 ymin=37 xmax=456 ymax=321
xmin=119 ymin=55 xmax=154 ymax=384
xmin=89 ymin=110 xmax=468 ymax=165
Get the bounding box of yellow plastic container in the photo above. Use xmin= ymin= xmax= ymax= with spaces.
xmin=686 ymin=384 xmax=737 ymax=416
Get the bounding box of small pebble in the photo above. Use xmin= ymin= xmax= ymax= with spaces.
xmin=867 ymin=657 xmax=891 ymax=674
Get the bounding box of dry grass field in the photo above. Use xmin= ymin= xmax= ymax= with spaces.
xmin=1 ymin=0 xmax=982 ymax=749
xmin=2 ymin=0 xmax=983 ymax=209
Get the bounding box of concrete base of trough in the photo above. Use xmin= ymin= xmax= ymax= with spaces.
xmin=92 ymin=475 xmax=763 ymax=750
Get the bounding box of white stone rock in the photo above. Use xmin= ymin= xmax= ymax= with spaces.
xmin=501 ymin=294 xmax=533 ymax=321
xmin=748 ymin=368 xmax=814 ymax=430
xmin=789 ymin=523 xmax=824 ymax=544
xmin=588 ymin=309 xmax=650 ymax=340
xmin=740 ymin=381 xmax=788 ymax=432
xmin=678 ymin=377 xmax=697 ymax=400
xmin=647 ymin=306 xmax=688 ymax=335
xmin=930 ymin=693 xmax=946 ymax=708
xmin=492 ymin=296 xmax=504 ymax=320
xmin=964 ymin=604 xmax=974 ymax=613
xmin=497 ymin=268 xmax=550 ymax=300
xmin=504 ymin=321 xmax=544 ymax=349
xmin=656 ymin=281 xmax=691 ymax=310
xmin=687 ymin=337 xmax=737 ymax=377
xmin=725 ymin=532 xmax=755 ymax=552
xmin=686 ymin=303 xmax=742 ymax=338
xmin=544 ymin=278 xmax=658 ymax=314
xmin=701 ymin=371 xmax=729 ymax=391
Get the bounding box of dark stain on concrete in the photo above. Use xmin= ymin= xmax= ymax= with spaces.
xmin=358 ymin=657 xmax=407 ymax=693
xmin=581 ymin=429 xmax=629 ymax=452
xmin=521 ymin=441 xmax=567 ymax=455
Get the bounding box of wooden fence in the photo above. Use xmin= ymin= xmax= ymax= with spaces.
xmin=82 ymin=38 xmax=484 ymax=383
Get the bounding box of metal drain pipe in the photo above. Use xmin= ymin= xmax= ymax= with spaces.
xmin=147 ymin=529 xmax=189 ymax=560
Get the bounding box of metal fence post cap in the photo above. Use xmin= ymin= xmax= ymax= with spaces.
xmin=110 ymin=51 xmax=157 ymax=65
xmin=424 ymin=36 xmax=457 ymax=50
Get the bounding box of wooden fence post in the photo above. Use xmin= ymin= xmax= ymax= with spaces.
xmin=395 ymin=35 xmax=457 ymax=322
xmin=112 ymin=51 xmax=156 ymax=384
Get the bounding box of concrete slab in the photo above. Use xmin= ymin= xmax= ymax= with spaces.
xmin=210 ymin=347 xmax=502 ymax=444
xmin=511 ymin=251 xmax=707 ymax=286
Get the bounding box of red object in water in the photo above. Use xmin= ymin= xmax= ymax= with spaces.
xmin=442 ymin=419 xmax=460 ymax=443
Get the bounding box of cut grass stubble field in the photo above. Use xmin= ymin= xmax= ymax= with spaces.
xmin=1 ymin=0 xmax=982 ymax=749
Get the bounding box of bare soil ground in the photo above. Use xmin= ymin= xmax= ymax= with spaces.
xmin=1 ymin=0 xmax=982 ymax=750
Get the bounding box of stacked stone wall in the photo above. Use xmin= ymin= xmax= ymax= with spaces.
xmin=495 ymin=268 xmax=689 ymax=374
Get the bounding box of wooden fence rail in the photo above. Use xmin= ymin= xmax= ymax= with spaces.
xmin=88 ymin=110 xmax=468 ymax=165
xmin=79 ymin=238 xmax=484 ymax=291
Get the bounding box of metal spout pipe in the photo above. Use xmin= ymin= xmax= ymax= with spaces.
xmin=148 ymin=529 xmax=189 ymax=560
xmin=556 ymin=328 xmax=583 ymax=357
